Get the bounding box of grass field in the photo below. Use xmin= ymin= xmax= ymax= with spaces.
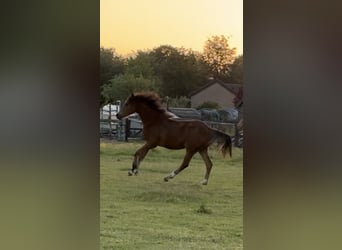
xmin=100 ymin=140 xmax=243 ymax=250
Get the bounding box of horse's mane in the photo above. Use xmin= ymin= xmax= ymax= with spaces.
xmin=131 ymin=92 xmax=165 ymax=112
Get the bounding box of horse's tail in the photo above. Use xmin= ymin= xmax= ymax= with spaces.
xmin=213 ymin=130 xmax=232 ymax=158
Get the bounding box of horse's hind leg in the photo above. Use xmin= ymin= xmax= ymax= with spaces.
xmin=129 ymin=143 xmax=155 ymax=176
xmin=164 ymin=149 xmax=195 ymax=182
xmin=199 ymin=148 xmax=213 ymax=185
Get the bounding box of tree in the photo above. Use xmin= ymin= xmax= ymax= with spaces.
xmin=229 ymin=54 xmax=243 ymax=84
xmin=100 ymin=47 xmax=125 ymax=85
xmin=101 ymin=73 xmax=160 ymax=104
xmin=125 ymin=50 xmax=156 ymax=79
xmin=151 ymin=45 xmax=209 ymax=97
xmin=100 ymin=47 xmax=125 ymax=106
xmin=202 ymin=35 xmax=236 ymax=80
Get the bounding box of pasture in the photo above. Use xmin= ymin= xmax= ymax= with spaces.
xmin=100 ymin=140 xmax=243 ymax=249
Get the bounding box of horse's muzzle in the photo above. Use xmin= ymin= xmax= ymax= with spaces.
xmin=116 ymin=113 xmax=122 ymax=120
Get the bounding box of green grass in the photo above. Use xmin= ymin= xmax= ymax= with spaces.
xmin=100 ymin=140 xmax=243 ymax=250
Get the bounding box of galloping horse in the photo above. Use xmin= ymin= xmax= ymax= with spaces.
xmin=116 ymin=92 xmax=232 ymax=185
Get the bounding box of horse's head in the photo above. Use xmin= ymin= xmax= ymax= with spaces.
xmin=116 ymin=93 xmax=137 ymax=120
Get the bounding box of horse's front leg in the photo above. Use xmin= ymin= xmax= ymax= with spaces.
xmin=128 ymin=143 xmax=155 ymax=176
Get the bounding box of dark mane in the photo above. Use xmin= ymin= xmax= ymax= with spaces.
xmin=132 ymin=92 xmax=165 ymax=112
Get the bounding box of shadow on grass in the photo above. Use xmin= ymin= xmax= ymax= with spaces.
xmin=133 ymin=190 xmax=202 ymax=203
xmin=117 ymin=167 xmax=171 ymax=174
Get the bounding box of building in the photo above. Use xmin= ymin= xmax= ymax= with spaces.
xmin=189 ymin=79 xmax=241 ymax=109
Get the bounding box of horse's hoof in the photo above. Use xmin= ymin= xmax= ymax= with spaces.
xmin=201 ymin=179 xmax=208 ymax=185
xmin=163 ymin=177 xmax=169 ymax=182
xmin=128 ymin=169 xmax=138 ymax=176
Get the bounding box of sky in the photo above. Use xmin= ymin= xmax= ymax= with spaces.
xmin=100 ymin=0 xmax=243 ymax=56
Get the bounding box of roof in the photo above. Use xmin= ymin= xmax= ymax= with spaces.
xmin=189 ymin=79 xmax=241 ymax=97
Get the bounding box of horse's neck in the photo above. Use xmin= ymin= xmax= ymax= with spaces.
xmin=137 ymin=106 xmax=166 ymax=125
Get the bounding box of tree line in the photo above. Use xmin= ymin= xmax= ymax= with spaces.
xmin=100 ymin=35 xmax=243 ymax=107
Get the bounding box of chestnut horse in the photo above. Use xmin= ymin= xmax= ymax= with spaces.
xmin=116 ymin=92 xmax=232 ymax=185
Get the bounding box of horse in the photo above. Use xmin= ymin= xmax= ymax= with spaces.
xmin=116 ymin=92 xmax=232 ymax=185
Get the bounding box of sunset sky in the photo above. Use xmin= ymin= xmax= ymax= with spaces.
xmin=100 ymin=0 xmax=243 ymax=56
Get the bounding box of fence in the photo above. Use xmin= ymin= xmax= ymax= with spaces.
xmin=204 ymin=121 xmax=235 ymax=136
xmin=100 ymin=107 xmax=242 ymax=147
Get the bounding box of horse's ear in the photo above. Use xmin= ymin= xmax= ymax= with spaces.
xmin=130 ymin=93 xmax=135 ymax=98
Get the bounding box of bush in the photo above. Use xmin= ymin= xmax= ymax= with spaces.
xmin=196 ymin=204 xmax=212 ymax=214
xmin=167 ymin=96 xmax=190 ymax=108
xmin=196 ymin=101 xmax=220 ymax=109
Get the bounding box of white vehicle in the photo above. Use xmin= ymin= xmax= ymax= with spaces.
xmin=100 ymin=104 xmax=120 ymax=120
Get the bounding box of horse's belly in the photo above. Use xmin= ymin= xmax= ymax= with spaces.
xmin=159 ymin=137 xmax=185 ymax=149
xmin=163 ymin=144 xmax=184 ymax=150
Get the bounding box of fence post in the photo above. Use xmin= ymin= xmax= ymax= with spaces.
xmin=117 ymin=120 xmax=125 ymax=141
xmin=108 ymin=103 xmax=112 ymax=140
